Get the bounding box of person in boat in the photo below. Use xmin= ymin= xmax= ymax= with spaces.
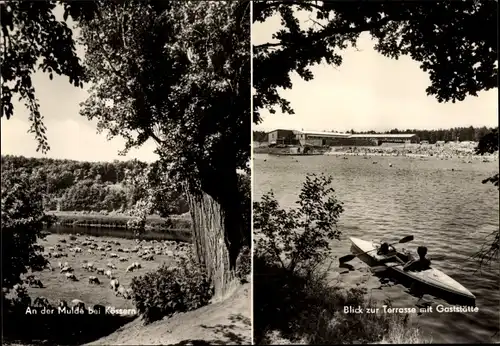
xmin=403 ymin=246 xmax=431 ymax=272
xmin=377 ymin=242 xmax=396 ymax=256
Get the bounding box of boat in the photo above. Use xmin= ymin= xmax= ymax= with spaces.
xmin=349 ymin=237 xmax=476 ymax=305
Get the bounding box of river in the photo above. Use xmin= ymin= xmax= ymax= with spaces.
xmin=253 ymin=153 xmax=499 ymax=344
xmin=48 ymin=225 xmax=192 ymax=242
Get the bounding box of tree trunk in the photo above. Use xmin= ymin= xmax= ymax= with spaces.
xmin=185 ymin=169 xmax=245 ymax=298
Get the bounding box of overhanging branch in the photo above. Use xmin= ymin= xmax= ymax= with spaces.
xmin=253 ymin=14 xmax=393 ymax=52
xmin=256 ymin=0 xmax=325 ymax=14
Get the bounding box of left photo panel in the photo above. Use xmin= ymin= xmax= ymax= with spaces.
xmin=1 ymin=1 xmax=251 ymax=345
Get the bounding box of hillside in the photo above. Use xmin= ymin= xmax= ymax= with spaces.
xmin=0 ymin=155 xmax=188 ymax=216
xmin=86 ymin=283 xmax=251 ymax=345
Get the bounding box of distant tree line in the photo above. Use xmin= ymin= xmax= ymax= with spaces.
xmin=253 ymin=126 xmax=496 ymax=144
xmin=254 ymin=130 xmax=268 ymax=143
xmin=353 ymin=126 xmax=495 ymax=144
xmin=0 ymin=155 xmax=188 ymax=216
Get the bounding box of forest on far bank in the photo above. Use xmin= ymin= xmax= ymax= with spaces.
xmin=0 ymin=155 xmax=189 ymax=216
xmin=253 ymin=126 xmax=497 ymax=144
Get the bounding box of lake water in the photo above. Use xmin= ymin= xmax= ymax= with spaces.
xmin=253 ymin=153 xmax=499 ymax=344
xmin=48 ymin=225 xmax=192 ymax=243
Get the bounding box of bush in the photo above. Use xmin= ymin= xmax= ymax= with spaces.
xmin=253 ymin=173 xmax=344 ymax=275
xmin=236 ymin=245 xmax=251 ymax=283
xmin=254 ymin=255 xmax=425 ymax=344
xmin=237 ymin=172 xmax=251 ymax=246
xmin=1 ymin=172 xmax=54 ymax=291
xmin=130 ymin=256 xmax=213 ymax=324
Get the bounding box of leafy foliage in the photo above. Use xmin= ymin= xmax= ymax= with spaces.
xmin=253 ymin=0 xmax=498 ymax=123
xmin=235 ymin=245 xmax=251 ymax=283
xmin=78 ymin=0 xmax=250 ymax=293
xmin=6 ymin=284 xmax=32 ymax=313
xmin=0 ymin=0 xmax=97 ymax=152
xmin=79 ymin=0 xmax=250 ymax=196
xmin=0 ymin=155 xmax=188 ymax=215
xmin=130 ymin=256 xmax=213 ymax=324
xmin=253 ymin=130 xmax=268 ymax=143
xmin=475 ymin=127 xmax=499 ymax=155
xmin=473 ymin=127 xmax=499 ymax=266
xmin=253 ymin=173 xmax=344 ymax=275
xmin=237 ymin=173 xmax=251 ymax=242
xmin=254 ymin=255 xmax=422 ymax=344
xmin=1 ymin=171 xmax=55 ymax=291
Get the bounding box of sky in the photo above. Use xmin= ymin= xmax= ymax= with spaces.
xmin=1 ymin=7 xmax=497 ymax=162
xmin=0 ymin=6 xmax=159 ymax=163
xmin=253 ymin=11 xmax=498 ymax=133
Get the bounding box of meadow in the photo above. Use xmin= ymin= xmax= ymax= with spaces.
xmin=17 ymin=233 xmax=193 ymax=311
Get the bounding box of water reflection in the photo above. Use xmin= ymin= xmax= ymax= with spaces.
xmin=48 ymin=225 xmax=191 ymax=243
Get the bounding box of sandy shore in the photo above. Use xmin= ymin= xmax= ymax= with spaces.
xmin=325 ymin=142 xmax=498 ymax=161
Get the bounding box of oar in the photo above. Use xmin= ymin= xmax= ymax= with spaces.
xmin=339 ymin=235 xmax=414 ymax=264
xmin=428 ymin=255 xmax=446 ymax=261
xmin=370 ymin=255 xmax=446 ymax=274
xmin=370 ymin=264 xmax=403 ymax=273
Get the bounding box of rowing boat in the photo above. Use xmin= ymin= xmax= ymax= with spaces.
xmin=349 ymin=237 xmax=476 ymax=305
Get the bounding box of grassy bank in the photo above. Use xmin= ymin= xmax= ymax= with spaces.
xmin=49 ymin=211 xmax=191 ymax=231
xmin=254 ymin=256 xmax=429 ymax=344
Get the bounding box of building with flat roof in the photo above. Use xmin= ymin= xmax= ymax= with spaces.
xmin=267 ymin=129 xmax=298 ymax=145
xmin=266 ymin=129 xmax=420 ymax=146
xmin=295 ymin=130 xmax=350 ymax=146
xmin=348 ymin=133 xmax=420 ymax=144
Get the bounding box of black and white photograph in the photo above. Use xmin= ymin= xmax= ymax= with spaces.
xmin=1 ymin=1 xmax=251 ymax=345
xmin=252 ymin=1 xmax=499 ymax=344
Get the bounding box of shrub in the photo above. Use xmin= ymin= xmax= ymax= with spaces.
xmin=1 ymin=172 xmax=54 ymax=291
xmin=5 ymin=284 xmax=32 ymax=315
xmin=254 ymin=255 xmax=425 ymax=344
xmin=236 ymin=245 xmax=251 ymax=283
xmin=237 ymin=172 xmax=251 ymax=245
xmin=130 ymin=256 xmax=213 ymax=324
xmin=127 ymin=199 xmax=151 ymax=236
xmin=253 ymin=173 xmax=344 ymax=275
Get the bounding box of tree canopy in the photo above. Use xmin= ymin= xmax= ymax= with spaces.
xmin=77 ymin=0 xmax=250 ymax=295
xmin=253 ymin=0 xmax=498 ymax=123
xmin=79 ymin=0 xmax=250 ymax=197
xmin=0 ymin=0 xmax=97 ymax=152
xmin=475 ymin=127 xmax=499 ymax=189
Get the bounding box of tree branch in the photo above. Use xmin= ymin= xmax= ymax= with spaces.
xmin=120 ymin=5 xmax=128 ymax=50
xmin=258 ymin=0 xmax=325 ymax=13
xmin=92 ymin=4 xmax=135 ymax=95
xmin=253 ymin=16 xmax=392 ymax=52
xmin=253 ymin=42 xmax=283 ymax=51
xmin=149 ymin=131 xmax=164 ymax=146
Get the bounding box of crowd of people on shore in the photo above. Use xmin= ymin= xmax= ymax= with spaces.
xmin=327 ymin=141 xmax=498 ymax=162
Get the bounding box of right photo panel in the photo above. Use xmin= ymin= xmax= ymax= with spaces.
xmin=252 ymin=1 xmax=499 ymax=345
